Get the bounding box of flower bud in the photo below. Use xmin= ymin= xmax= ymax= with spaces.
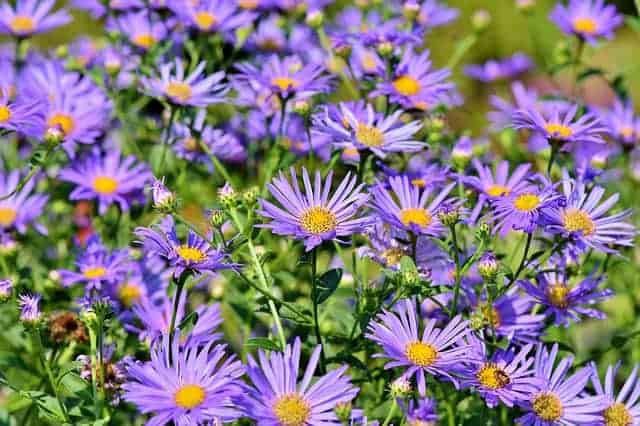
xmin=218 ymin=183 xmax=238 ymax=209
xmin=390 ymin=377 xmax=412 ymax=397
xmin=292 ymin=99 xmax=311 ymax=116
xmin=209 ymin=208 xmax=226 ymax=228
xmin=151 ymin=178 xmax=178 ymax=213
xmin=437 ymin=202 xmax=460 ymax=227
xmin=243 ymin=186 xmax=260 ymax=206
xmin=332 ymin=38 xmax=352 ymax=59
xmin=402 ymin=270 xmax=420 ymax=287
xmin=403 ymin=1 xmax=420 ymax=21
xmin=515 ymin=0 xmax=536 ymax=13
xmin=44 ymin=126 xmax=64 ymax=147
xmin=305 ymin=9 xmax=324 ymax=28
xmin=471 ymin=9 xmax=491 ymax=32
xmin=376 ymin=41 xmax=394 ymax=57
xmin=0 ymin=278 xmax=13 ymax=302
xmin=335 ymin=402 xmax=353 ymax=423
xmin=477 ymin=251 xmax=499 ymax=281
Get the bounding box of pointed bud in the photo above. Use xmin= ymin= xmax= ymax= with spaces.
xmin=151 ymin=178 xmax=178 ymax=213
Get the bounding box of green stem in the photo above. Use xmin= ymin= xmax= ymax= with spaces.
xmin=547 ymin=142 xmax=559 ymax=176
xmin=34 ymin=331 xmax=69 ymax=423
xmin=310 ymin=248 xmax=326 ymax=372
xmin=168 ymin=273 xmax=187 ymax=359
xmin=198 ymin=139 xmax=235 ymax=186
xmin=446 ymin=34 xmax=478 ymax=70
xmin=382 ymin=399 xmax=398 ymax=426
xmin=88 ymin=323 xmax=102 ymax=420
xmin=450 ymin=224 xmax=463 ymax=313
xmin=158 ymin=106 xmax=178 ymax=173
xmin=0 ymin=145 xmax=54 ymax=202
xmin=503 ymin=232 xmax=533 ymax=292
xmin=236 ymin=270 xmax=307 ymax=321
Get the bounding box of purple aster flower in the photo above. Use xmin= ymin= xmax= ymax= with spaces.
xmin=542 ymin=171 xmax=635 ymax=254
xmin=257 ymin=167 xmax=371 ymax=251
xmin=0 ymin=90 xmax=45 ymax=137
xmin=18 ymin=293 xmax=42 ymax=324
xmin=68 ymin=37 xmax=99 ymax=68
xmin=488 ymin=81 xmax=539 ymax=131
xmin=372 ymin=48 xmax=457 ymax=111
xmin=234 ymin=55 xmax=331 ymax=101
xmin=58 ymin=150 xmax=151 ymax=214
xmin=366 ymin=298 xmax=472 ymax=394
xmin=518 ymin=270 xmax=613 ymax=327
xmin=590 ymin=362 xmax=640 ymax=426
xmin=370 ymin=175 xmax=455 ymax=237
xmin=171 ymin=0 xmax=255 ymax=34
xmin=246 ymin=14 xmax=286 ymax=53
xmin=415 ymin=0 xmax=459 ymax=30
xmin=517 ymin=343 xmax=607 ymax=425
xmin=134 ymin=215 xmax=235 ymax=277
xmin=464 ymin=53 xmax=533 ymax=83
xmin=460 ymin=336 xmax=539 ymax=408
xmin=239 ymin=337 xmax=358 ymax=425
xmin=70 ymin=0 xmax=105 ymax=18
xmin=401 ymin=397 xmax=439 ymax=424
xmin=550 ymin=0 xmax=623 ymax=45
xmin=59 ymin=236 xmax=129 ymax=292
xmin=603 ymin=97 xmax=639 ymax=148
xmin=314 ymin=102 xmax=424 ymax=158
xmin=348 ymin=44 xmax=385 ymax=79
xmin=109 ymin=11 xmax=168 ymax=51
xmin=0 ymin=169 xmax=48 ymax=235
xmin=140 ymin=59 xmax=228 ymax=107
xmin=0 ymin=277 xmax=12 ymax=300
xmin=0 ymin=0 xmax=71 ymax=37
xmin=123 ymin=333 xmax=244 ymax=425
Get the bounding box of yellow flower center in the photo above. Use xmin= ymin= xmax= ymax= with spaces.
xmin=272 ymin=393 xmax=311 ymax=426
xmin=47 ymin=113 xmax=75 ymax=135
xmin=513 ymin=193 xmax=540 ymax=212
xmin=604 ymin=402 xmax=633 ymax=426
xmin=619 ymin=126 xmax=635 ymax=139
xmin=0 ymin=105 xmax=11 ymax=123
xmin=10 ymin=16 xmax=35 ymax=33
xmin=361 ymin=54 xmax=377 ymax=71
xmin=405 ymin=341 xmax=438 ymax=367
xmin=399 ymin=208 xmax=432 ymax=228
xmin=563 ymin=208 xmax=595 ymax=236
xmin=183 ymin=136 xmax=201 ymax=152
xmin=486 ymin=184 xmax=510 ymax=197
xmin=238 ymin=0 xmax=258 ymax=9
xmin=93 ymin=176 xmax=119 ymax=195
xmin=411 ymin=178 xmax=426 ymax=188
xmin=194 ymin=11 xmax=217 ymax=30
xmin=83 ymin=266 xmax=107 ymax=280
xmin=573 ymin=17 xmax=598 ymax=35
xmin=300 ymin=206 xmax=337 ymax=235
xmin=355 ymin=123 xmax=384 ymax=148
xmin=0 ymin=207 xmax=17 ymax=227
xmin=174 ymin=384 xmax=206 ymax=409
xmin=176 ymin=245 xmax=207 ymax=262
xmin=343 ymin=146 xmax=359 ymax=157
xmin=393 ymin=75 xmax=421 ymax=96
xmin=165 ymin=82 xmax=192 ymax=103
xmin=259 ymin=38 xmax=281 ymax=51
xmin=381 ymin=247 xmax=406 ymax=266
xmin=414 ymin=100 xmax=430 ymax=111
xmin=546 ymin=283 xmax=570 ymax=308
xmin=532 ymin=392 xmax=563 ymax=421
xmin=544 ymin=123 xmax=573 ymax=139
xmin=480 ymin=304 xmax=501 ymax=328
xmin=118 ymin=282 xmax=142 ymax=307
xmin=271 ymin=77 xmax=299 ymax=91
xmin=133 ymin=33 xmax=156 ymax=49
xmin=476 ymin=363 xmax=511 ymax=389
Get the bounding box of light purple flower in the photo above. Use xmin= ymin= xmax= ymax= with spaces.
xmin=550 ymin=0 xmax=623 ymax=45
xmin=0 ymin=0 xmax=71 ymax=37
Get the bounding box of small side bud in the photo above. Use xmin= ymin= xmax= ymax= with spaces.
xmin=471 ymin=9 xmax=491 ymax=32
xmin=151 ymin=178 xmax=178 ymax=213
xmin=0 ymin=278 xmax=13 ymax=302
xmin=477 ymin=251 xmax=499 ymax=282
xmin=218 ymin=183 xmax=238 ymax=209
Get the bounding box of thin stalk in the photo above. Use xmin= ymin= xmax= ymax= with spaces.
xmin=0 ymin=144 xmax=55 ymax=201
xmin=168 ymin=273 xmax=187 ymax=359
xmin=450 ymin=224 xmax=463 ymax=313
xmin=158 ymin=106 xmax=178 ymax=173
xmin=236 ymin=270 xmax=307 ymax=321
xmin=34 ymin=331 xmax=69 ymax=423
xmin=88 ymin=323 xmax=102 ymax=420
xmin=504 ymin=232 xmax=533 ymax=292
xmin=547 ymin=142 xmax=559 ymax=176
xmin=198 ymin=139 xmax=235 ymax=186
xmin=382 ymin=399 xmax=398 ymax=426
xmin=310 ymin=248 xmax=326 ymax=372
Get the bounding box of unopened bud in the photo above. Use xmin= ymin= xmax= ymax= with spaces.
xmin=292 ymin=99 xmax=311 ymax=116
xmin=305 ymin=10 xmax=324 ymax=28
xmin=243 ymin=186 xmax=260 ymax=206
xmin=209 ymin=209 xmax=226 ymax=228
xmin=44 ymin=127 xmax=64 ymax=146
xmin=477 ymin=251 xmax=499 ymax=281
xmin=376 ymin=41 xmax=394 ymax=57
xmin=471 ymin=9 xmax=491 ymax=32
xmin=390 ymin=377 xmax=412 ymax=397
xmin=437 ymin=203 xmax=460 ymax=227
xmin=403 ymin=1 xmax=420 ymax=21
xmin=217 ymin=183 xmax=237 ymax=208
xmin=515 ymin=0 xmax=536 ymax=13
xmin=0 ymin=278 xmax=13 ymax=302
xmin=151 ymin=178 xmax=178 ymax=213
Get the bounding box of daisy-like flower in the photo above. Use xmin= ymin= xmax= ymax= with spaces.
xmin=110 ymin=11 xmax=168 ymax=51
xmin=0 ymin=169 xmax=48 ymax=235
xmin=18 ymin=293 xmax=42 ymax=324
xmin=58 ymin=150 xmax=151 ymax=215
xmin=604 ymin=97 xmax=639 ymax=147
xmin=517 ymin=343 xmax=607 ymax=425
xmin=59 ymin=236 xmax=129 ymax=292
xmin=234 ymin=55 xmax=331 ymax=100
xmin=372 ymin=48 xmax=457 ymax=111
xmin=590 ymin=362 xmax=640 ymax=426
xmin=415 ymin=0 xmax=459 ymax=31
xmin=464 ymin=53 xmax=533 ymax=83
xmin=140 ymin=59 xmax=228 ymax=107
xmin=348 ymin=44 xmax=386 ymax=79
xmin=488 ymin=81 xmax=539 ymax=131
xmin=135 ymin=215 xmax=235 ymax=277
xmin=366 ymin=298 xmax=471 ymax=394
xmin=240 ymin=337 xmax=358 ymax=425
xmin=370 ymin=175 xmax=455 ymax=237
xmin=257 ymin=167 xmax=371 ymax=251
xmin=0 ymin=278 xmax=12 ymax=300
xmin=460 ymin=337 xmax=539 ymax=408
xmin=542 ymin=172 xmax=635 ymax=254
xmin=0 ymin=90 xmax=45 ymax=137
xmin=123 ymin=333 xmax=244 ymax=425
xmin=314 ymin=102 xmax=423 ymax=158
xmin=172 ymin=0 xmax=255 ymax=34
xmin=0 ymin=0 xmax=71 ymax=37
xmin=550 ymin=0 xmax=623 ymax=45
xmin=518 ymin=270 xmax=613 ymax=327
xmin=400 ymin=398 xmax=439 ymax=425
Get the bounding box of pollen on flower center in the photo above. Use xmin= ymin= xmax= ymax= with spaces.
xmin=48 ymin=113 xmax=75 ymax=135
xmin=93 ymin=176 xmax=119 ymax=195
xmin=194 ymin=11 xmax=217 ymax=30
xmin=381 ymin=247 xmax=406 ymax=266
xmin=174 ymin=384 xmax=206 ymax=409
xmin=399 ymin=208 xmax=432 ymax=227
xmin=603 ymin=402 xmax=633 ymax=426
xmin=0 ymin=207 xmax=17 ymax=227
xmin=532 ymin=392 xmax=563 ymax=421
xmin=10 ymin=15 xmax=35 ymax=33
xmin=184 ymin=137 xmax=201 ymax=151
xmin=619 ymin=126 xmax=635 ymax=139
xmin=355 ymin=123 xmax=384 ymax=147
xmin=271 ymin=76 xmax=299 ymax=91
xmin=300 ymin=206 xmax=337 ymax=235
xmin=405 ymin=341 xmax=438 ymax=367
xmin=166 ymin=82 xmax=193 ymax=103
xmin=133 ymin=33 xmax=156 ymax=49
xmin=480 ymin=304 xmax=501 ymax=328
xmin=573 ymin=17 xmax=598 ymax=35
xmin=273 ymin=393 xmax=311 ymax=426
xmin=486 ymin=184 xmax=510 ymax=197
xmin=544 ymin=123 xmax=573 ymax=139
xmin=546 ymin=284 xmax=570 ymax=309
xmin=513 ymin=193 xmax=540 ymax=212
xmin=411 ymin=178 xmax=426 ymax=188
xmin=476 ymin=363 xmax=511 ymax=389
xmin=0 ymin=105 xmax=11 ymax=122
xmin=83 ymin=266 xmax=107 ymax=280
xmin=563 ymin=208 xmax=595 ymax=236
xmin=176 ymin=245 xmax=207 ymax=262
xmin=118 ymin=282 xmax=142 ymax=307
xmin=393 ymin=75 xmax=421 ymax=96
xmin=238 ymin=0 xmax=258 ymax=9
xmin=361 ymin=54 xmax=377 ymax=71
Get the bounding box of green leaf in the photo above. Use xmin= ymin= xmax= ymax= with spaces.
xmin=245 ymin=337 xmax=281 ymax=352
xmin=577 ymin=67 xmax=604 ymax=82
xmin=178 ymin=311 xmax=199 ymax=330
xmin=315 ymin=268 xmax=343 ymax=304
xmin=399 ymin=256 xmax=417 ymax=274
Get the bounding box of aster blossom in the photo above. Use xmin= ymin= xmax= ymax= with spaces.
xmin=109 ymin=11 xmax=168 ymax=51
xmin=0 ymin=169 xmax=48 ymax=235
xmin=550 ymin=0 xmax=623 ymax=45
xmin=0 ymin=0 xmax=71 ymax=37
xmin=172 ymin=0 xmax=256 ymax=34
xmin=604 ymin=97 xmax=639 ymax=147
xmin=590 ymin=362 xmax=640 ymax=426
xmin=0 ymin=89 xmax=45 ymax=137
xmin=238 ymin=337 xmax=359 ymax=425
xmin=18 ymin=293 xmax=42 ymax=324
xmin=464 ymin=53 xmax=533 ymax=83
xmin=257 ymin=167 xmax=371 ymax=251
